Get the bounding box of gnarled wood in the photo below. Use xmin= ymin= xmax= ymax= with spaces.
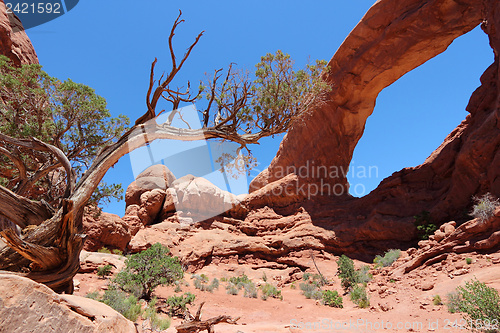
xmin=175 ymin=302 xmax=240 ymax=333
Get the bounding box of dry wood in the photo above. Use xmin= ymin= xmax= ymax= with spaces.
xmin=175 ymin=302 xmax=240 ymax=333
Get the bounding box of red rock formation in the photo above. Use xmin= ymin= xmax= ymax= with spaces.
xmin=125 ymin=0 xmax=500 ymax=269
xmin=0 ymin=2 xmax=38 ymax=65
xmin=250 ymin=0 xmax=499 ymax=226
xmin=82 ymin=210 xmax=131 ymax=252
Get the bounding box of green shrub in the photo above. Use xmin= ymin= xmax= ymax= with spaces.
xmin=350 ymin=285 xmax=370 ymax=308
xmin=311 ymin=273 xmax=328 ymax=288
xmin=97 ymin=264 xmax=113 ymax=278
xmin=260 ymin=283 xmax=283 ymax=300
xmin=470 ymin=193 xmax=499 ymax=222
xmin=165 ymin=292 xmax=195 ymax=317
xmin=226 ymin=283 xmax=239 ymax=295
xmin=98 ymin=247 xmax=112 ymax=254
xmin=433 ymin=295 xmax=443 ymax=305
xmin=112 ymin=249 xmax=123 ymax=256
xmin=290 ymin=282 xmax=297 ymax=289
xmin=143 ymin=297 xmax=171 ymax=331
xmin=446 ymin=291 xmax=462 ymax=313
xmin=451 ymin=278 xmax=500 ymax=331
xmin=85 ymin=291 xmax=100 ymax=300
xmin=229 ymin=274 xmax=251 ymax=289
xmin=374 ymin=249 xmax=401 ymax=268
xmin=192 ymin=274 xmax=216 ymax=292
xmin=243 ymin=282 xmax=258 ymax=298
xmin=100 ymin=288 xmax=142 ymax=321
xmin=356 ymin=265 xmax=372 ymax=283
xmin=262 ymin=272 xmax=267 ymax=282
xmin=303 ymin=272 xmax=311 ymax=281
xmin=299 ymin=283 xmax=323 ymax=300
xmin=466 ymin=257 xmax=473 ymax=265
xmin=414 ymin=211 xmax=437 ymax=240
xmin=114 ymin=243 xmax=183 ymax=299
xmin=322 ymin=290 xmax=343 ymax=308
xmin=337 ymin=255 xmax=357 ymax=291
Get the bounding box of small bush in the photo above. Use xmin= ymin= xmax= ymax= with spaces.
xmin=226 ymin=283 xmax=239 ymax=295
xmin=243 ymin=282 xmax=258 ymax=298
xmin=465 ymin=257 xmax=472 ymax=265
xmin=112 ymin=249 xmax=123 ymax=256
xmin=299 ymin=283 xmax=323 ymax=300
xmin=446 ymin=291 xmax=461 ymax=313
xmin=192 ymin=274 xmax=216 ymax=292
xmin=165 ymin=292 xmax=195 ymax=317
xmin=143 ymin=297 xmax=171 ymax=331
xmin=433 ymin=295 xmax=443 ymax=305
xmin=101 ymin=288 xmax=142 ymax=321
xmin=260 ymin=283 xmax=283 ymax=300
xmin=414 ymin=211 xmax=437 ymax=240
xmin=290 ymin=282 xmax=297 ymax=290
xmin=356 ymin=265 xmax=372 ymax=284
xmin=337 ymin=255 xmax=357 ymax=292
xmin=470 ymin=193 xmax=499 ymax=222
xmin=350 ymin=285 xmax=370 ymax=308
xmin=311 ymin=273 xmax=328 ymax=288
xmin=114 ymin=243 xmax=183 ymax=299
xmin=374 ymin=249 xmax=401 ymax=268
xmin=322 ymin=290 xmax=343 ymax=308
xmin=85 ymin=291 xmax=100 ymax=300
xmin=229 ymin=274 xmax=251 ymax=289
xmin=98 ymin=247 xmax=112 ymax=254
xmin=97 ymin=264 xmax=113 ymax=278
xmin=303 ymin=272 xmax=311 ymax=281
xmin=262 ymin=272 xmax=267 ymax=282
xmin=452 ymin=278 xmax=500 ymax=331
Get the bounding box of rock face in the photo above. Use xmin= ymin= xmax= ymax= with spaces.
xmin=0 ymin=3 xmax=38 ymax=65
xmin=82 ymin=210 xmax=131 ymax=252
xmin=0 ymin=274 xmax=137 ymax=333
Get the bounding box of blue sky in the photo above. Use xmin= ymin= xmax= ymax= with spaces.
xmin=25 ymin=0 xmax=493 ymax=216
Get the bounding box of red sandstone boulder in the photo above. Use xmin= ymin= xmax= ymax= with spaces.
xmin=82 ymin=211 xmax=131 ymax=252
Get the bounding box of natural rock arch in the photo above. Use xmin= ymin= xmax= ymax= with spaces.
xmin=250 ymin=0 xmax=497 ymax=222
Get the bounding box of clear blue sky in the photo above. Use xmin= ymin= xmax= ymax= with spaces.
xmin=25 ymin=0 xmax=493 ymax=216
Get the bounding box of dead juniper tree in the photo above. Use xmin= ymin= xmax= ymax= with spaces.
xmin=0 ymin=10 xmax=329 ymax=293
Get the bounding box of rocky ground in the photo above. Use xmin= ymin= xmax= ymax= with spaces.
xmin=75 ymin=249 xmax=500 ymax=333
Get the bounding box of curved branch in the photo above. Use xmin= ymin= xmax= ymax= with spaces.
xmin=0 ymin=185 xmax=53 ymax=228
xmin=0 ymin=146 xmax=26 ymax=181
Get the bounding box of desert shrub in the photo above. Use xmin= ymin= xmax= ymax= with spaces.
xmin=225 ymin=283 xmax=239 ymax=295
xmin=192 ymin=274 xmax=215 ymax=292
xmin=414 ymin=211 xmax=437 ymax=240
xmin=229 ymin=274 xmax=252 ymax=289
xmin=337 ymin=255 xmax=358 ymax=291
xmin=311 ymin=273 xmax=328 ymax=288
xmin=433 ymin=295 xmax=443 ymax=305
xmin=85 ymin=291 xmax=100 ymax=300
xmin=243 ymin=282 xmax=258 ymax=298
xmin=114 ymin=243 xmax=183 ymax=299
xmin=260 ymin=283 xmax=283 ymax=300
xmin=322 ymin=290 xmax=343 ymax=308
xmin=299 ymin=283 xmax=323 ymax=300
xmin=356 ymin=265 xmax=372 ymax=284
xmin=471 ymin=193 xmax=499 ymax=222
xmin=452 ymin=278 xmax=500 ymax=331
xmin=374 ymin=249 xmax=401 ymax=268
xmin=303 ymin=272 xmax=311 ymax=281
xmin=290 ymin=282 xmax=297 ymax=289
xmin=350 ymin=285 xmax=370 ymax=308
xmin=210 ymin=278 xmax=219 ymax=290
xmin=98 ymin=247 xmax=112 ymax=254
xmin=165 ymin=292 xmax=195 ymax=317
xmin=262 ymin=272 xmax=267 ymax=282
xmin=143 ymin=297 xmax=171 ymax=331
xmin=447 ymin=291 xmax=462 ymax=313
xmin=100 ymin=288 xmax=142 ymax=321
xmin=466 ymin=257 xmax=473 ymax=265
xmin=97 ymin=264 xmax=113 ymax=278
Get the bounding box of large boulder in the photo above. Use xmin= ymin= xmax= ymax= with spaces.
xmin=0 ymin=274 xmax=136 ymax=333
xmin=82 ymin=211 xmax=131 ymax=252
xmin=125 ymin=164 xmax=175 ymax=206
